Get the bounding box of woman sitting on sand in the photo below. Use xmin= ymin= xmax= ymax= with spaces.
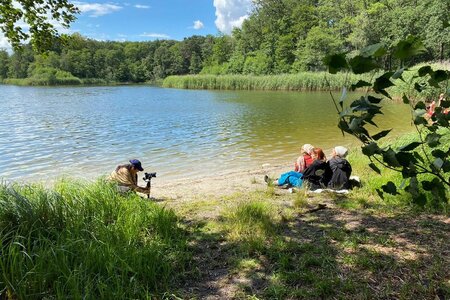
xmin=266 ymin=147 xmax=327 ymax=188
xmin=302 ymin=148 xmax=331 ymax=190
xmin=327 ymin=146 xmax=352 ymax=190
xmin=295 ymin=143 xmax=315 ymax=173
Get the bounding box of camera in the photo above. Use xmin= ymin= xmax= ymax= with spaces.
xmin=143 ymin=172 xmax=157 ymax=181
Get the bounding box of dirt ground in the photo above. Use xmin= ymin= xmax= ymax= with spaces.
xmin=150 ymin=163 xmax=289 ymax=201
xmin=147 ymin=164 xmax=450 ymax=299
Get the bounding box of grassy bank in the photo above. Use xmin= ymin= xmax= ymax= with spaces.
xmin=2 ymin=77 xmax=110 ymax=86
xmin=163 ymin=62 xmax=450 ymax=93
xmin=1 ymin=132 xmax=448 ymax=299
xmin=0 ymin=179 xmax=189 ymax=299
xmin=162 ymin=73 xmax=374 ymax=91
xmin=167 ymin=132 xmax=449 ymax=299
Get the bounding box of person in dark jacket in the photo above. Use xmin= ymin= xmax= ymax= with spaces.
xmin=302 ymin=148 xmax=331 ymax=190
xmin=327 ymin=146 xmax=352 ymax=190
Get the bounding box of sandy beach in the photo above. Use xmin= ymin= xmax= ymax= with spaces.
xmin=149 ymin=162 xmax=291 ymax=201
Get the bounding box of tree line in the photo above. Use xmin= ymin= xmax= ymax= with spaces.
xmin=0 ymin=0 xmax=449 ymax=84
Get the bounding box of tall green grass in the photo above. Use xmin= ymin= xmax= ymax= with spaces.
xmin=162 ymin=73 xmax=375 ymax=91
xmin=0 ymin=179 xmax=189 ymax=299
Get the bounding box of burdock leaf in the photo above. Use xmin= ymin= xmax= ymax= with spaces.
xmin=418 ymin=66 xmax=432 ymax=77
xmin=324 ymin=53 xmax=348 ymax=74
xmin=393 ymin=36 xmax=427 ymax=59
xmin=402 ymin=94 xmax=410 ymax=104
xmin=382 ymin=181 xmax=399 ymax=195
xmin=372 ymin=129 xmax=391 ymax=141
xmin=360 ymin=43 xmax=386 ymax=57
xmin=362 ymin=142 xmax=381 ymax=156
xmin=351 ymin=80 xmax=372 ymax=91
xmin=425 ymin=132 xmax=441 ymax=147
xmin=400 ymin=142 xmax=422 ymax=151
xmin=383 ymin=149 xmax=401 ymax=167
xmin=349 ymin=56 xmax=379 ymax=74
xmin=368 ymin=163 xmax=381 ymax=174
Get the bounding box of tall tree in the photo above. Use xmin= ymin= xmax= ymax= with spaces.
xmin=0 ymin=49 xmax=9 ymax=78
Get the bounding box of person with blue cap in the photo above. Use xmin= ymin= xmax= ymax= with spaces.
xmin=108 ymin=159 xmax=150 ymax=194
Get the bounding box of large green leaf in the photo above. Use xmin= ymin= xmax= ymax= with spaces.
xmin=396 ymin=151 xmax=417 ymax=167
xmin=402 ymin=94 xmax=410 ymax=104
xmin=414 ymin=101 xmax=426 ymax=110
xmin=431 ymin=70 xmax=449 ymax=83
xmin=443 ymin=161 xmax=450 ymax=172
xmin=418 ymin=66 xmax=432 ymax=77
xmin=367 ymin=95 xmax=383 ymax=104
xmin=425 ymin=132 xmax=441 ymax=147
xmin=362 ymin=142 xmax=381 ymax=156
xmin=351 ymin=80 xmax=372 ymax=91
xmin=372 ymin=129 xmax=391 ymax=141
xmin=360 ymin=43 xmax=386 ymax=57
xmin=382 ymin=148 xmax=401 ymax=167
xmin=392 ymin=68 xmax=405 ymax=80
xmin=373 ymin=72 xmax=394 ymax=97
xmin=400 ymin=142 xmax=422 ymax=151
xmin=393 ymin=36 xmax=427 ymax=60
xmin=431 ymin=149 xmax=447 ymax=159
xmin=432 ymin=158 xmax=444 ymax=171
xmin=349 ymin=56 xmax=379 ymax=74
xmin=323 ymin=53 xmax=348 ymax=74
xmin=382 ymin=181 xmax=399 ymax=195
xmin=368 ymin=163 xmax=381 ymax=174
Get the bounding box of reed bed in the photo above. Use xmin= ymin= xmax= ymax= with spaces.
xmin=162 ymin=73 xmax=373 ymax=91
xmin=0 ymin=179 xmax=189 ymax=299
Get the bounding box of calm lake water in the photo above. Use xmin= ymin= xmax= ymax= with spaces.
xmin=0 ymin=84 xmax=412 ymax=184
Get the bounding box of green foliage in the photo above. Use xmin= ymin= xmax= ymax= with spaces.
xmin=324 ymin=37 xmax=450 ymax=206
xmin=3 ymin=0 xmax=450 ymax=85
xmin=0 ymin=179 xmax=189 ymax=298
xmin=0 ymin=0 xmax=78 ymax=52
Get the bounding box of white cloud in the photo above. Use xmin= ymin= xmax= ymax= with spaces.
xmin=0 ymin=33 xmax=12 ymax=53
xmin=140 ymin=33 xmax=170 ymax=39
xmin=134 ymin=4 xmax=150 ymax=9
xmin=213 ymin=0 xmax=252 ymax=34
xmin=73 ymin=2 xmax=122 ymax=17
xmin=193 ymin=20 xmax=204 ymax=30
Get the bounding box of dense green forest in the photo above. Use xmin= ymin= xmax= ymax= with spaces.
xmin=0 ymin=0 xmax=449 ymax=85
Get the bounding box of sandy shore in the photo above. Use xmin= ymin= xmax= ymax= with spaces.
xmin=149 ymin=162 xmax=291 ymax=201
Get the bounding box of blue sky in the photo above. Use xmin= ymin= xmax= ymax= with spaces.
xmin=0 ymin=0 xmax=253 ymax=50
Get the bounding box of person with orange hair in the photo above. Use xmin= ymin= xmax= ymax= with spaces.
xmin=267 ymin=147 xmax=328 ymax=188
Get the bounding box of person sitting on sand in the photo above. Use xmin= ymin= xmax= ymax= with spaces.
xmin=109 ymin=159 xmax=150 ymax=194
xmin=302 ymin=148 xmax=331 ymax=190
xmin=295 ymin=143 xmax=315 ymax=173
xmin=266 ymin=147 xmax=326 ymax=188
xmin=327 ymin=146 xmax=352 ymax=190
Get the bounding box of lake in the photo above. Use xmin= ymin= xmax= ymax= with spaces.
xmin=0 ymin=84 xmax=412 ymax=184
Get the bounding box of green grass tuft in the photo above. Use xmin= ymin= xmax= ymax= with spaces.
xmin=0 ymin=179 xmax=190 ymax=299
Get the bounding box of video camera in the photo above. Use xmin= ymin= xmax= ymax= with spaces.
xmin=143 ymin=172 xmax=157 ymax=182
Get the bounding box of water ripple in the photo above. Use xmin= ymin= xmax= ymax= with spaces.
xmin=0 ymin=85 xmax=412 ymax=183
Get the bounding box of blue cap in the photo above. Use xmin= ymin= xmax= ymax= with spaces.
xmin=129 ymin=159 xmax=144 ymax=171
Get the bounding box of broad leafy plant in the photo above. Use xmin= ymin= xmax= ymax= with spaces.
xmin=324 ymin=36 xmax=449 ymax=206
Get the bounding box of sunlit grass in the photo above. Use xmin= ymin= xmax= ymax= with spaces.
xmin=0 ymin=179 xmax=189 ymax=299
xmin=162 ymin=73 xmax=374 ymax=91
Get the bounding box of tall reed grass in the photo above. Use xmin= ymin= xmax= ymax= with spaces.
xmin=0 ymin=179 xmax=189 ymax=299
xmin=162 ymin=73 xmax=374 ymax=91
